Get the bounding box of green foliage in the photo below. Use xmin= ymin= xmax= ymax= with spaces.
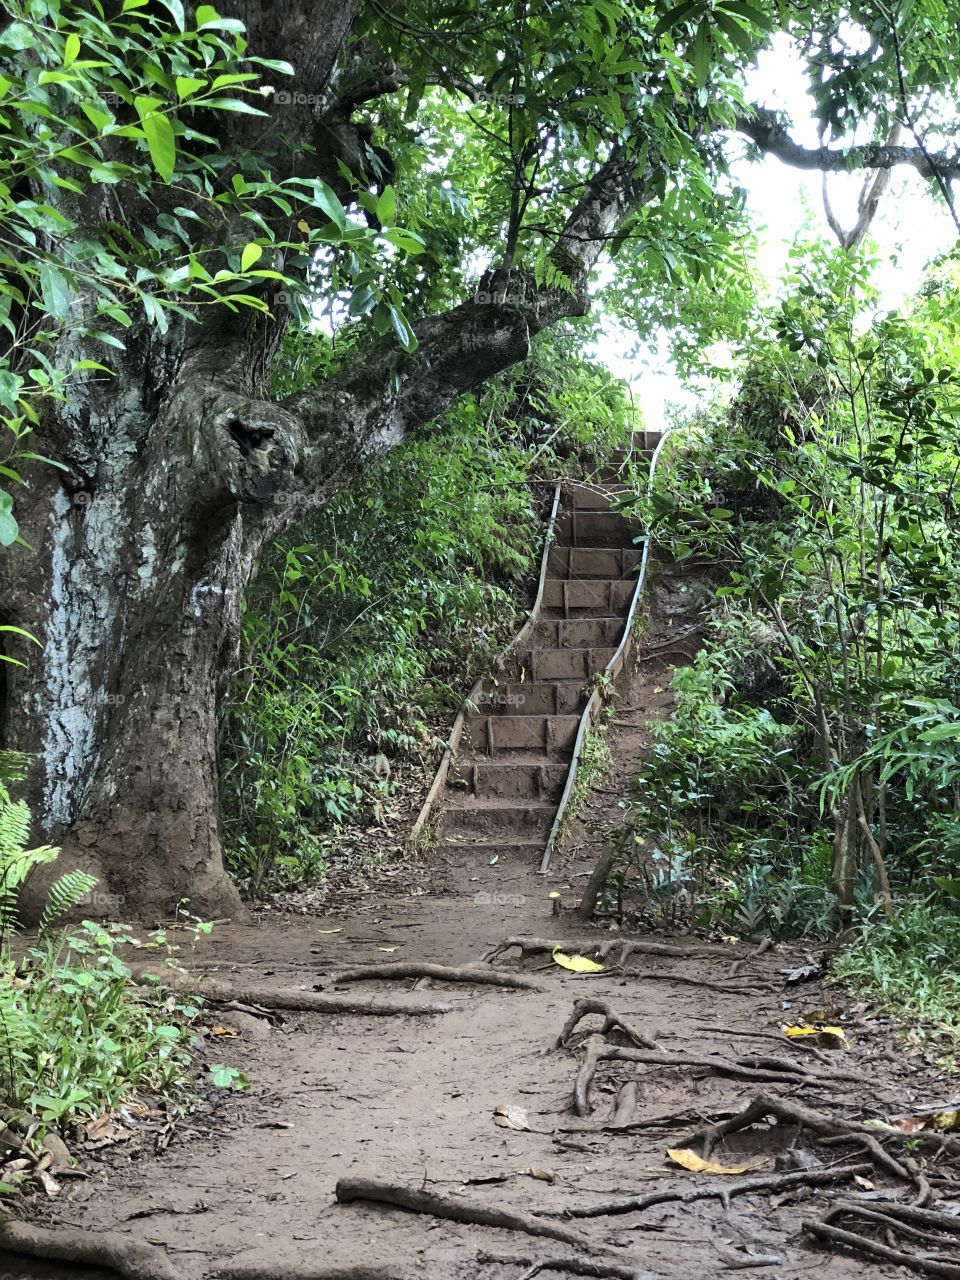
xmin=613 ymin=239 xmax=960 ymax=955
xmin=0 ymin=783 xmax=191 ymax=1136
xmin=0 ymin=0 xmax=426 ymax=557
xmin=833 ymin=902 xmax=960 ymax=1050
xmin=221 ymin=330 xmax=636 ymax=891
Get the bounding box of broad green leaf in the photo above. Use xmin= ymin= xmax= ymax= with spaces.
xmin=0 ymin=492 xmax=19 ymax=545
xmin=140 ymin=111 xmax=176 ymax=182
xmin=240 ymin=243 xmax=262 ymax=272
xmin=38 ymin=262 xmax=72 ymax=319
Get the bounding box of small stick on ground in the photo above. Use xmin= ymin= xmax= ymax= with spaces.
xmin=559 ymin=998 xmax=659 ymax=1050
xmin=558 ymin=1162 xmax=872 ymax=1219
xmin=332 ymin=962 xmax=542 ymax=991
xmin=335 ymin=1177 xmax=596 ymax=1249
xmin=802 ymin=1218 xmax=960 ymax=1279
xmin=0 ymin=1219 xmax=182 ymax=1280
xmin=477 ymin=1251 xmax=645 ymax=1279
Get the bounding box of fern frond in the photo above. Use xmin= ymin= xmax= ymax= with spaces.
xmin=0 ymin=974 xmax=28 ymax=1099
xmin=39 ymin=871 xmax=98 ymax=934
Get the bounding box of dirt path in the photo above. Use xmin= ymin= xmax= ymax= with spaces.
xmin=5 ymin=610 xmax=959 ymax=1280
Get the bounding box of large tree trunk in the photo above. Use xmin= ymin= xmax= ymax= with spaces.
xmin=0 ymin=0 xmax=651 ymax=920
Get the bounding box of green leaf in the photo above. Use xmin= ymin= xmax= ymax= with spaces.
xmin=240 ymin=243 xmax=262 ymax=272
xmin=63 ymin=33 xmax=80 ymax=66
xmin=175 ymin=76 xmax=207 ymax=101
xmin=387 ymin=304 xmax=417 ymax=352
xmin=654 ymin=0 xmax=700 ymax=38
xmin=0 ymin=491 xmax=19 ymax=546
xmin=38 ymin=262 xmax=73 ymax=320
xmin=376 ymin=184 xmax=396 ymax=225
xmin=139 ymin=110 xmax=176 ymax=182
xmin=0 ymin=22 xmax=36 ymax=51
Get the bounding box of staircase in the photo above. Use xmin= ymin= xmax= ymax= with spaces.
xmin=437 ymin=430 xmax=662 ymax=866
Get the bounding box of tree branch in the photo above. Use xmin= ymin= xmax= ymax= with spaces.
xmin=204 ymin=146 xmax=649 ymax=529
xmin=736 ymin=106 xmax=960 ymax=179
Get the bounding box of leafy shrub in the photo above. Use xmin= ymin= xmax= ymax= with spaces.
xmin=0 ymin=781 xmax=191 ymax=1133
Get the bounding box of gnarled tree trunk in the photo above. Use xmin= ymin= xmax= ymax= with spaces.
xmin=0 ymin=0 xmax=649 ymax=920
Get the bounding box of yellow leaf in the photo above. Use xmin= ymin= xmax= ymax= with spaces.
xmin=667 ymin=1148 xmax=767 ymax=1175
xmin=784 ymin=1024 xmax=846 ymax=1048
xmin=377 ymin=946 xmax=398 ymax=952
xmin=316 ymin=928 xmax=342 ymax=934
xmin=297 ymin=218 xmax=310 ymax=232
xmin=551 ymin=947 xmax=605 ymax=974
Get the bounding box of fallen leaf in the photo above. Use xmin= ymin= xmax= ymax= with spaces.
xmin=527 ymin=1167 xmax=556 ymax=1182
xmin=854 ymin=1175 xmax=876 ymax=1190
xmin=209 ymin=1025 xmax=239 ymax=1037
xmin=377 ymin=946 xmax=398 ymax=953
xmin=784 ymin=1024 xmax=846 ymax=1049
xmin=667 ymin=1148 xmax=767 ymax=1175
xmin=493 ymin=1105 xmax=530 ymax=1131
xmin=551 ymin=947 xmax=605 ymax=974
xmin=886 ymin=1105 xmax=960 ymax=1135
xmin=35 ymin=1168 xmax=60 ymax=1197
xmin=316 ymin=928 xmax=342 ymax=935
xmin=780 ymin=963 xmax=821 ymax=984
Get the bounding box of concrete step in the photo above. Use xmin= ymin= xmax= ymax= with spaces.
xmin=448 ymin=760 xmax=569 ymax=802
xmin=476 ymin=680 xmax=587 ymax=716
xmin=515 ymin=646 xmax=615 ymax=682
xmin=533 ymin=617 xmax=625 ymax=649
xmin=461 ymin=713 xmax=581 ymax=755
xmin=441 ymin=801 xmax=557 ymax=840
xmin=547 ymin=546 xmax=642 ymax=579
xmin=567 ymin=483 xmax=637 ymax=512
xmin=541 ymin=578 xmax=636 ymax=615
xmin=554 ymin=510 xmax=642 ymax=548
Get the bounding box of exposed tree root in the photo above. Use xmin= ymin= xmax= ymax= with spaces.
xmin=131 ymin=971 xmax=461 ymax=1016
xmin=559 ymin=998 xmax=659 ymax=1051
xmin=0 ymin=1218 xmax=182 ymax=1280
xmin=726 ymin=938 xmax=772 ymax=980
xmin=335 ymin=1177 xmax=596 ymax=1249
xmin=574 ymin=1035 xmax=607 ymax=1116
xmin=215 ymin=1266 xmax=411 ymax=1280
xmin=683 ymin=1092 xmax=959 ymax=1182
xmin=332 ymin=962 xmax=542 ymax=990
xmin=477 ymin=1250 xmax=647 ymax=1278
xmin=581 ymin=1045 xmax=843 ymax=1095
xmin=612 ymin=1083 xmax=638 ymax=1128
xmin=802 ymin=1218 xmax=960 ymax=1279
xmin=627 ymin=971 xmax=771 ymax=996
xmin=556 ymin=1162 xmax=871 ymax=1219
xmin=483 ymin=936 xmax=714 ymax=965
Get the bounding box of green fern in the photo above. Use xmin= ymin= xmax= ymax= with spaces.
xmin=39 ymin=871 xmax=98 ymax=936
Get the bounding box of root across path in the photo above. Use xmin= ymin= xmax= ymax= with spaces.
xmin=7 ymin=655 xmax=958 ymax=1280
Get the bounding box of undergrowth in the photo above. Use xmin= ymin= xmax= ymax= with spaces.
xmin=0 ymin=767 xmax=194 ymax=1150
xmin=220 ymin=328 xmax=637 ymax=893
xmin=832 ymin=903 xmax=960 ymax=1050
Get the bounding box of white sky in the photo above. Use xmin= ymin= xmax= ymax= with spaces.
xmin=595 ymin=35 xmax=959 ymax=429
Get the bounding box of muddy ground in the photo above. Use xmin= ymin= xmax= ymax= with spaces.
xmin=3 ymin=570 xmax=959 ymax=1280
